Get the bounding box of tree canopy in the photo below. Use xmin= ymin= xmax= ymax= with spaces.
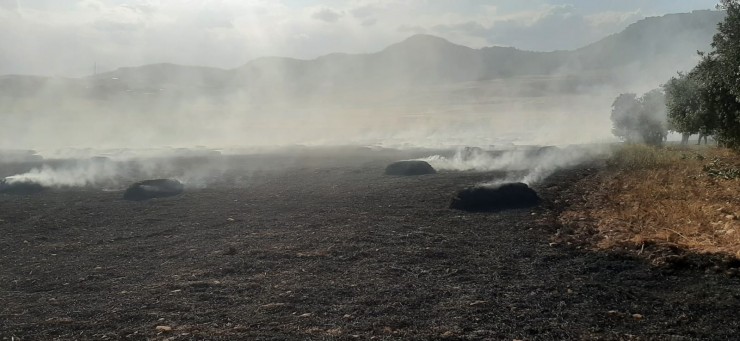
xmin=611 ymin=90 xmax=667 ymax=145
xmin=665 ymin=0 xmax=740 ymax=149
xmin=664 ymin=72 xmax=703 ymax=136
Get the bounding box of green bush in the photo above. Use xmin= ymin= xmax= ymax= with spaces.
xmin=703 ymin=158 xmax=740 ymax=179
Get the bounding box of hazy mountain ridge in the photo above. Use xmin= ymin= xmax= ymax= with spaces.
xmin=0 ymin=10 xmax=724 ymax=102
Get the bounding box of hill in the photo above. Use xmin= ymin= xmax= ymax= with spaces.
xmin=0 ymin=10 xmax=725 ymax=102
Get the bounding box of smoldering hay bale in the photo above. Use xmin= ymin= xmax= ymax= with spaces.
xmin=123 ymin=179 xmax=184 ymax=201
xmin=459 ymin=146 xmax=485 ymax=161
xmin=385 ymin=160 xmax=436 ymax=176
xmin=0 ymin=178 xmax=46 ymax=195
xmin=450 ymin=182 xmax=541 ymax=212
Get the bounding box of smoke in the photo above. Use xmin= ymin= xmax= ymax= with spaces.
xmin=1 ymin=149 xmax=242 ymax=189
xmin=0 ymin=9 xmax=722 ymax=157
xmin=422 ymin=144 xmax=612 ymax=185
xmin=5 ymin=159 xmax=122 ymax=188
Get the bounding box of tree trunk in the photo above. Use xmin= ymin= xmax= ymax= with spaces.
xmin=697 ymin=134 xmax=708 ymax=145
xmin=681 ymin=133 xmax=690 ymax=145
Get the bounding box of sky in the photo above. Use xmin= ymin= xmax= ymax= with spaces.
xmin=0 ymin=0 xmax=720 ymax=77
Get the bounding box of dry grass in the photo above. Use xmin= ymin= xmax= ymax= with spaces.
xmin=606 ymin=143 xmax=682 ymax=170
xmin=560 ymin=145 xmax=740 ymax=260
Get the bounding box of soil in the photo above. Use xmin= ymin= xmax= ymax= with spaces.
xmin=1 ymin=148 xmax=739 ymax=340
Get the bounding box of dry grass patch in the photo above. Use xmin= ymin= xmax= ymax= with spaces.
xmin=560 ymin=145 xmax=740 ymax=262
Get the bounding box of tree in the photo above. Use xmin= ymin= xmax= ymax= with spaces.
xmin=712 ymin=0 xmax=740 ymax=98
xmin=664 ymin=73 xmax=703 ymax=144
xmin=686 ymin=0 xmax=740 ymax=149
xmin=664 ymin=69 xmax=722 ymax=145
xmin=611 ymin=93 xmax=640 ymax=142
xmin=638 ymin=89 xmax=669 ymax=146
xmin=610 ymin=90 xmax=668 ymax=145
xmin=696 ymin=55 xmax=740 ymax=148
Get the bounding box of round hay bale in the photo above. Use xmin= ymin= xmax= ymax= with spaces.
xmin=123 ymin=179 xmax=184 ymax=201
xmin=385 ymin=160 xmax=436 ymax=176
xmin=0 ymin=179 xmax=46 ymax=195
xmin=450 ymin=182 xmax=540 ymax=212
xmin=525 ymin=145 xmax=559 ymax=158
xmin=90 ymin=156 xmax=112 ymax=163
xmin=459 ymin=146 xmax=486 ymax=161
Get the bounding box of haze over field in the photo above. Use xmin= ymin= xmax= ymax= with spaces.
xmin=0 ymin=1 xmax=724 ymax=150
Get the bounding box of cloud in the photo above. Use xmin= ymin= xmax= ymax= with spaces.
xmin=0 ymin=0 xmax=17 ymax=11
xmin=361 ymin=17 xmax=377 ymax=26
xmin=349 ymin=2 xmax=383 ymax=26
xmin=433 ymin=21 xmax=488 ymax=37
xmin=398 ymin=25 xmax=428 ymax=34
xmin=311 ymin=7 xmax=342 ymax=23
xmin=92 ymin=5 xmax=147 ymax=32
xmin=430 ymin=5 xmax=644 ymax=51
xmin=350 ymin=4 xmax=379 ymax=19
xmin=586 ymin=10 xmax=643 ymax=26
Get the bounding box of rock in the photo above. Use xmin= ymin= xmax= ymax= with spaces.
xmin=450 ymin=182 xmax=541 ymax=212
xmin=0 ymin=179 xmax=46 ymax=195
xmin=607 ymin=310 xmax=622 ymax=317
xmin=123 ymin=179 xmax=184 ymax=201
xmin=260 ymin=302 xmax=289 ymax=311
xmin=384 ymin=160 xmax=436 ymax=176
xmin=440 ymin=331 xmax=455 ymax=338
xmin=155 ymin=325 xmax=173 ymax=333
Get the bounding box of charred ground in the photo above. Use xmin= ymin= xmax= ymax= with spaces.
xmin=1 ymin=148 xmax=739 ymax=340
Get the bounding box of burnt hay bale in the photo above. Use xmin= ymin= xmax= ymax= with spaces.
xmin=123 ymin=179 xmax=184 ymax=201
xmin=450 ymin=182 xmax=541 ymax=212
xmin=385 ymin=160 xmax=436 ymax=176
xmin=459 ymin=146 xmax=486 ymax=161
xmin=0 ymin=179 xmax=46 ymax=195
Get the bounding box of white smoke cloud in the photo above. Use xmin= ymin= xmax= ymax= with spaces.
xmin=2 ymin=149 xmax=240 ymax=189
xmin=421 ymin=144 xmax=612 ymax=185
xmin=0 ymin=2 xmax=718 ymax=152
xmin=311 ymin=7 xmax=343 ymax=23
xmin=5 ymin=160 xmax=120 ymax=187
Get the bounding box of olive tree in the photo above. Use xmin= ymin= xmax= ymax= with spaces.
xmin=611 ymin=90 xmax=668 ymax=145
xmin=664 ymin=72 xmax=715 ymax=144
xmin=680 ymin=0 xmax=740 ymax=149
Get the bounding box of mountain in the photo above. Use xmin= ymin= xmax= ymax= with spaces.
xmin=570 ymin=10 xmax=724 ymax=71
xmin=231 ymin=10 xmax=722 ymax=85
xmin=0 ymin=10 xmax=726 ymax=103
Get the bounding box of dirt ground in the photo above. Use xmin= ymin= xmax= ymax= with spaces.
xmin=1 ymin=148 xmax=739 ymax=340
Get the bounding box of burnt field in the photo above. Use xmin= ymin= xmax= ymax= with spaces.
xmin=1 ymin=148 xmax=739 ymax=340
